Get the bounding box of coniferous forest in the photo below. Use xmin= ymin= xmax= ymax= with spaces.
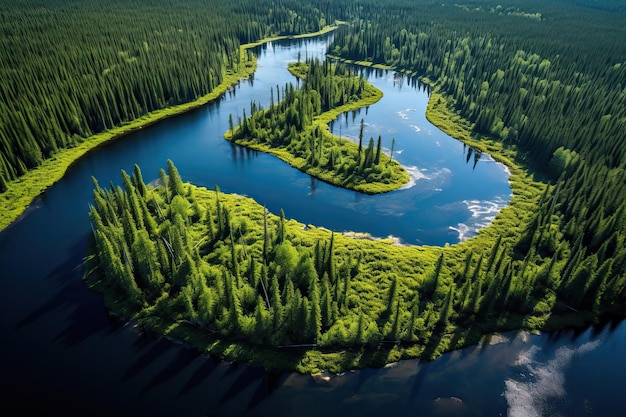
xmin=3 ymin=0 xmax=626 ymax=372
xmin=0 ymin=0 xmax=335 ymax=189
xmin=227 ymin=59 xmax=409 ymax=193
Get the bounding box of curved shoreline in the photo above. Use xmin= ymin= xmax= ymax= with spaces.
xmin=0 ymin=25 xmax=343 ymax=233
xmin=10 ymin=26 xmax=619 ymax=375
xmin=323 ymin=56 xmax=545 ymax=247
xmin=225 ymin=68 xmax=410 ymax=194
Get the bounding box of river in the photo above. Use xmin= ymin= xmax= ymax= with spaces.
xmin=0 ymin=33 xmax=623 ymax=417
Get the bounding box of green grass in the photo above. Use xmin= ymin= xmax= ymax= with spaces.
xmin=0 ymin=24 xmax=343 ymax=233
xmin=85 ymin=98 xmax=615 ymax=373
xmin=224 ymin=62 xmax=409 ymax=194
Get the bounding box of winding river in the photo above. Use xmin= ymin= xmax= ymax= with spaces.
xmin=0 ymin=33 xmax=624 ymax=416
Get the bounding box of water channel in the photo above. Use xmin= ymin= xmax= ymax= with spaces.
xmin=0 ymin=33 xmax=623 ymax=416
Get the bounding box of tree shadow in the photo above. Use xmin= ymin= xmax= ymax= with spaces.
xmin=408 ymin=359 xmax=429 ymax=402
xmin=51 ymin=295 xmax=112 ymax=347
xmin=121 ymin=337 xmax=175 ymax=382
xmin=140 ymin=347 xmax=200 ymax=395
xmin=15 ymin=251 xmax=87 ymax=330
xmin=178 ymin=356 xmax=219 ymax=396
xmin=15 ymin=238 xmax=112 ymax=346
xmin=243 ymin=370 xmax=285 ymax=412
xmin=215 ymin=366 xmax=265 ymax=407
xmin=421 ymin=329 xmax=445 ymax=360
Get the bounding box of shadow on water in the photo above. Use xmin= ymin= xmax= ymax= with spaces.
xmin=122 ymin=337 xmax=176 ymax=382
xmin=51 ymin=296 xmax=112 ymax=347
xmin=178 ymin=356 xmax=219 ymax=396
xmin=140 ymin=347 xmax=200 ymax=395
xmin=15 ymin=236 xmax=111 ymax=347
xmin=408 ymin=360 xmax=428 ymax=402
xmin=243 ymin=370 xmax=285 ymax=412
xmin=218 ymin=364 xmax=264 ymax=406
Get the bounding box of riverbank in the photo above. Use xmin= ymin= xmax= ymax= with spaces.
xmin=0 ymin=24 xmax=343 ymax=233
xmin=322 ymin=57 xmax=546 ymax=254
xmin=225 ymin=61 xmax=409 ymax=194
xmin=82 ymin=66 xmax=625 ymax=375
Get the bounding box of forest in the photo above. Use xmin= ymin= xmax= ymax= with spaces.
xmin=226 ymin=59 xmax=409 ymax=193
xmin=325 ymin=0 xmax=626 ymax=320
xmin=0 ymin=0 xmax=339 ymax=192
xmin=2 ymin=0 xmax=626 ymax=371
xmin=85 ymin=161 xmax=549 ymax=371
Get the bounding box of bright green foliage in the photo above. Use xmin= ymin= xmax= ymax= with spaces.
xmin=76 ymin=0 xmax=626 ymax=371
xmin=227 ymin=59 xmax=409 ymax=193
xmin=88 ymin=155 xmax=626 ymax=373
xmin=323 ymin=0 xmax=626 ymax=323
xmin=0 ymin=0 xmax=337 ymax=190
xmin=86 ymin=163 xmax=527 ymax=365
xmin=167 ymin=160 xmax=185 ymax=199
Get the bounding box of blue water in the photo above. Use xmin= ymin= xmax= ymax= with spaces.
xmin=0 ymin=33 xmax=623 ymax=417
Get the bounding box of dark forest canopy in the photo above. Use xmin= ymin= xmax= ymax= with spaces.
xmin=325 ymin=0 xmax=626 ymax=317
xmin=2 ymin=0 xmax=626 ymax=369
xmin=0 ymin=0 xmax=344 ymax=188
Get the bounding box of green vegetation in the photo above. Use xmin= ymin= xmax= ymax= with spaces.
xmin=327 ymin=0 xmax=626 ymax=325
xmin=86 ymin=155 xmax=619 ymax=373
xmin=88 ymin=162 xmax=433 ymax=372
xmin=3 ymin=0 xmax=626 ymax=373
xmin=225 ymin=60 xmax=409 ymax=193
xmin=0 ymin=48 xmax=256 ymax=231
xmin=0 ymin=0 xmax=342 ymax=230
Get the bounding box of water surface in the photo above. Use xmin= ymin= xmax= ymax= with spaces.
xmin=0 ymin=33 xmax=622 ymax=417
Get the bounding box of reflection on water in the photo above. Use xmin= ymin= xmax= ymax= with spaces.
xmin=0 ymin=33 xmax=623 ymax=417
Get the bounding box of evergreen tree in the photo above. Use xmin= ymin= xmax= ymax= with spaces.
xmin=374 ymin=135 xmax=382 ymax=165
xmin=167 ymin=159 xmax=185 ymax=198
xmin=358 ymin=118 xmax=364 ymax=156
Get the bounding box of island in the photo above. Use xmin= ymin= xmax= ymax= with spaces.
xmin=225 ymin=59 xmax=409 ymax=194
xmin=1 ymin=0 xmax=625 ymax=389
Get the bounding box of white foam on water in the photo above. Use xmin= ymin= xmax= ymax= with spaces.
xmin=410 ymin=124 xmax=421 ymax=133
xmin=449 ymin=223 xmax=471 ymax=241
xmin=399 ymin=165 xmax=429 ymax=190
xmin=397 ymin=110 xmax=410 ymax=120
xmin=449 ymin=196 xmax=510 ymax=241
xmin=504 ymin=340 xmax=602 ymax=417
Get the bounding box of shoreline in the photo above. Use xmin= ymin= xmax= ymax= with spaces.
xmin=225 ymin=65 xmax=410 ymax=194
xmin=0 ymin=24 xmax=343 ymax=233
xmin=11 ymin=26 xmax=622 ymax=375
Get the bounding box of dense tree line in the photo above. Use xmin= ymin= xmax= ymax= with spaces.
xmin=10 ymin=0 xmax=626 ymax=368
xmin=326 ymin=0 xmax=626 ymax=313
xmin=0 ymin=0 xmax=344 ymax=191
xmin=89 ymin=162 xmax=424 ymax=348
xmin=227 ymin=59 xmax=407 ymax=190
xmin=92 ymin=162 xmax=597 ymax=356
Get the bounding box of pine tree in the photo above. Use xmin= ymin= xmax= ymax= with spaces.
xmin=269 ymin=269 xmax=283 ymax=336
xmin=437 ymin=284 xmax=455 ymax=329
xmin=132 ymin=164 xmax=147 ymax=197
xmin=278 ymin=208 xmax=286 ymax=244
xmin=320 ymin=272 xmax=332 ymax=327
xmin=358 ymin=118 xmax=364 ymax=156
xmin=387 ymin=137 xmax=395 ymax=164
xmin=386 ymin=274 xmax=398 ymax=315
xmin=308 ymin=276 xmax=322 ymax=342
xmin=167 ymin=159 xmax=185 ymax=198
